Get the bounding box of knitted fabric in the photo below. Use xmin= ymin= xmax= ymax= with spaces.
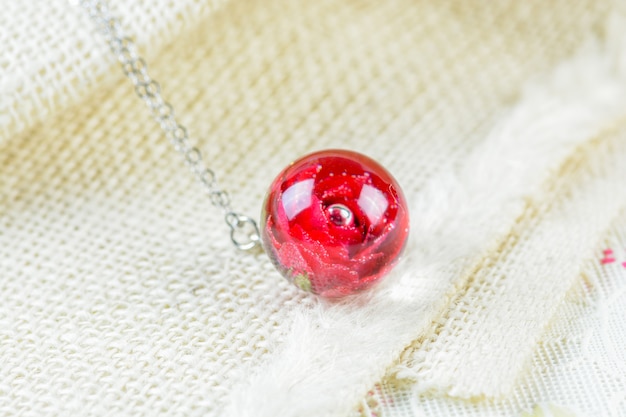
xmin=1 ymin=0 xmax=625 ymax=416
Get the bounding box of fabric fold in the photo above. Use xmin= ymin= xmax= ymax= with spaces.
xmin=395 ymin=119 xmax=626 ymax=398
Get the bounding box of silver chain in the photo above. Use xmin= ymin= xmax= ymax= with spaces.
xmin=77 ymin=0 xmax=260 ymax=250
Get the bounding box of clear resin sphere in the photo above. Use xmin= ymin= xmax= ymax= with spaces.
xmin=261 ymin=149 xmax=409 ymax=297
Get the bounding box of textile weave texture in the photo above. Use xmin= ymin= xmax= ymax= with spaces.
xmin=2 ymin=0 xmax=626 ymax=416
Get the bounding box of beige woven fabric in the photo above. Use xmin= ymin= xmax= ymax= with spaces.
xmin=371 ymin=214 xmax=626 ymax=416
xmin=392 ymin=109 xmax=626 ymax=395
xmin=2 ymin=0 xmax=625 ymax=416
xmin=390 ymin=13 xmax=626 ymax=398
xmin=0 ymin=0 xmax=226 ymax=143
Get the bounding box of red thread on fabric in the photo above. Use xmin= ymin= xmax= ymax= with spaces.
xmin=601 ymin=248 xmax=616 ymax=264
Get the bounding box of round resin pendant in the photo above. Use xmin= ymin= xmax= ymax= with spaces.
xmin=261 ymin=149 xmax=409 ymax=297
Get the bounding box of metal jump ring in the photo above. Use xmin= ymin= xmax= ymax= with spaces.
xmin=225 ymin=213 xmax=261 ymax=251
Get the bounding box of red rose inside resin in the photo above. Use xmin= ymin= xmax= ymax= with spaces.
xmin=261 ymin=149 xmax=409 ymax=297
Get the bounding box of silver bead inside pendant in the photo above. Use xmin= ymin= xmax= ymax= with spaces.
xmin=327 ymin=203 xmax=354 ymax=227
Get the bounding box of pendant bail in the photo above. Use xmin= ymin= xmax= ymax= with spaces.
xmin=225 ymin=212 xmax=261 ymax=251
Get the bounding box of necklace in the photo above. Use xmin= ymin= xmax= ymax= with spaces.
xmin=79 ymin=0 xmax=410 ymax=298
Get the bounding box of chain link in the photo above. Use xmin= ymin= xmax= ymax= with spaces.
xmin=77 ymin=0 xmax=260 ymax=250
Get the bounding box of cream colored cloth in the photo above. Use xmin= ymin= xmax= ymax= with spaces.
xmin=371 ymin=215 xmax=626 ymax=416
xmin=1 ymin=0 xmax=626 ymax=416
xmin=391 ymin=16 xmax=626 ymax=397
